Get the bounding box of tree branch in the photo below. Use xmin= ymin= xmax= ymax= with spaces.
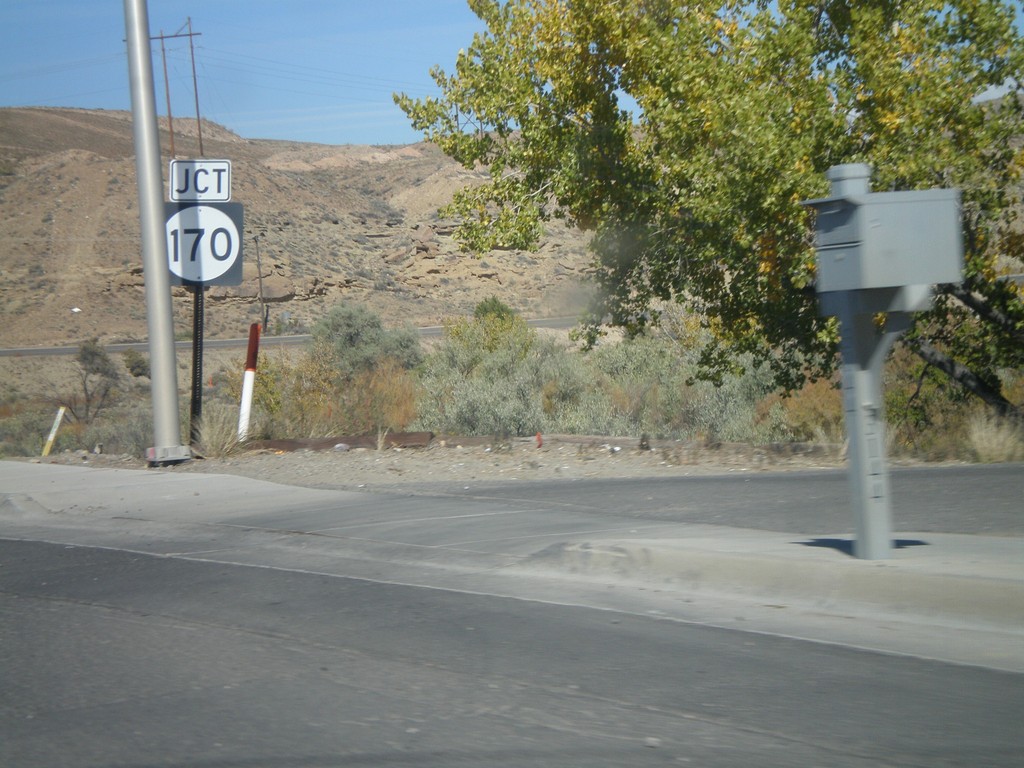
xmin=942 ymin=281 xmax=1024 ymax=346
xmin=906 ymin=362 xmax=931 ymax=413
xmin=909 ymin=338 xmax=1020 ymax=419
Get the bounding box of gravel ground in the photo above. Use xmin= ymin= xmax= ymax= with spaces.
xmin=23 ymin=435 xmax=855 ymax=494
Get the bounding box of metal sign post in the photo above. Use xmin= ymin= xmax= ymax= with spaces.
xmin=164 ymin=170 xmax=243 ymax=448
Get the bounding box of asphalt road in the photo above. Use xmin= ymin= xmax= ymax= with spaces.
xmin=0 ymin=333 xmax=318 ymax=357
xmin=3 ymin=537 xmax=1022 ymax=768
xmin=388 ymin=463 xmax=1024 ymax=536
xmin=0 ymin=317 xmax=579 ymax=357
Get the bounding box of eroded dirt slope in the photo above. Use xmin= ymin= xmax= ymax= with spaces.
xmin=0 ymin=107 xmax=592 ymax=349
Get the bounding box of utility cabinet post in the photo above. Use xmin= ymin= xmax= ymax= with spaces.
xmin=803 ymin=165 xmax=963 ymax=559
xmin=836 ymin=299 xmax=903 ymax=559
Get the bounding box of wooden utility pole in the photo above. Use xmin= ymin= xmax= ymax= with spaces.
xmin=187 ymin=17 xmax=204 ymax=156
xmin=148 ymin=22 xmax=202 ymax=156
xmin=158 ymin=31 xmax=175 ymax=157
xmin=149 ymin=20 xmax=208 ymax=446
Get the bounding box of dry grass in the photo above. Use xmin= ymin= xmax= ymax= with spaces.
xmin=196 ymin=402 xmax=245 ymax=459
xmin=967 ymin=410 xmax=1024 ymax=463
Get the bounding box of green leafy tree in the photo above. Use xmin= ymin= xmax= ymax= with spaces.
xmin=397 ymin=0 xmax=1024 ymax=414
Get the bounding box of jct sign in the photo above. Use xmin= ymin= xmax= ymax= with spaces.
xmin=169 ymin=159 xmax=232 ymax=202
xmin=165 ymin=202 xmax=244 ymax=286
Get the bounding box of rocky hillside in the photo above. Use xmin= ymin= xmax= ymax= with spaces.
xmin=0 ymin=107 xmax=592 ymax=348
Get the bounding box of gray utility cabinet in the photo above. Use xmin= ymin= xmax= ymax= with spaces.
xmin=805 ymin=188 xmax=963 ymax=293
xmin=801 ymin=163 xmax=964 ymax=559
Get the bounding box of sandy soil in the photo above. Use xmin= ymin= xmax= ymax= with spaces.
xmin=25 ymin=435 xmax=850 ymax=494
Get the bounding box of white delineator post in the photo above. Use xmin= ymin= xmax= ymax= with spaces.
xmin=237 ymin=323 xmax=261 ymax=441
xmin=41 ymin=406 xmax=67 ymax=457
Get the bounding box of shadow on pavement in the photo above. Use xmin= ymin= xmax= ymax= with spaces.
xmin=797 ymin=538 xmax=930 ymax=557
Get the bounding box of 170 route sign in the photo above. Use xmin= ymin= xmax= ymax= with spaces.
xmin=165 ymin=202 xmax=244 ymax=286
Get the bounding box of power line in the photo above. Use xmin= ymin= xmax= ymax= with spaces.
xmin=195 ymin=46 xmax=433 ymax=93
xmin=0 ymin=53 xmax=125 ymax=82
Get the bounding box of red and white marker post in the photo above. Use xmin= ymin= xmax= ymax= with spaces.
xmin=237 ymin=323 xmax=260 ymax=441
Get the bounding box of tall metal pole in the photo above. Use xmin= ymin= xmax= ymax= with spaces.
xmin=124 ymin=0 xmax=190 ymax=464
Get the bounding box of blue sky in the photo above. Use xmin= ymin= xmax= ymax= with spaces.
xmin=0 ymin=1 xmax=486 ymax=146
xmin=2 ymin=3 xmax=1021 ymax=147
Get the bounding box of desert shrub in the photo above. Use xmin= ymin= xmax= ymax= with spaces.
xmin=416 ymin=314 xmax=788 ymax=441
xmin=0 ymin=401 xmax=64 ymax=456
xmin=546 ymin=390 xmax=631 ymax=436
xmin=448 ymin=312 xmax=536 ymax=361
xmin=586 ymin=336 xmax=690 ymax=437
xmin=122 ymin=349 xmax=150 ymax=379
xmin=212 ymin=322 xmax=423 ymax=442
xmin=0 ymin=396 xmax=156 ymax=458
xmin=80 ymin=400 xmax=155 ymax=456
xmin=346 ymin=357 xmax=420 ymax=447
xmin=765 ymin=376 xmax=845 ymax=444
xmin=57 ymin=338 xmax=123 ymax=425
xmin=474 ymin=295 xmax=517 ymax=321
xmin=216 ymin=344 xmax=340 ymax=440
xmin=417 ymin=313 xmax=613 ymax=437
xmin=537 ymin=349 xmax=613 ymax=432
xmin=578 ymin=332 xmax=788 ymax=442
xmin=689 ymin=373 xmax=791 ymax=444
xmin=429 ymin=370 xmax=546 ymax=437
xmin=272 ymin=342 xmax=341 ymax=437
xmin=767 ymin=344 xmax=1023 ymax=459
xmin=416 ymin=318 xmax=547 ymax=436
xmin=311 ymin=303 xmax=421 ymax=381
xmin=1001 ymin=370 xmax=1024 ymax=406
